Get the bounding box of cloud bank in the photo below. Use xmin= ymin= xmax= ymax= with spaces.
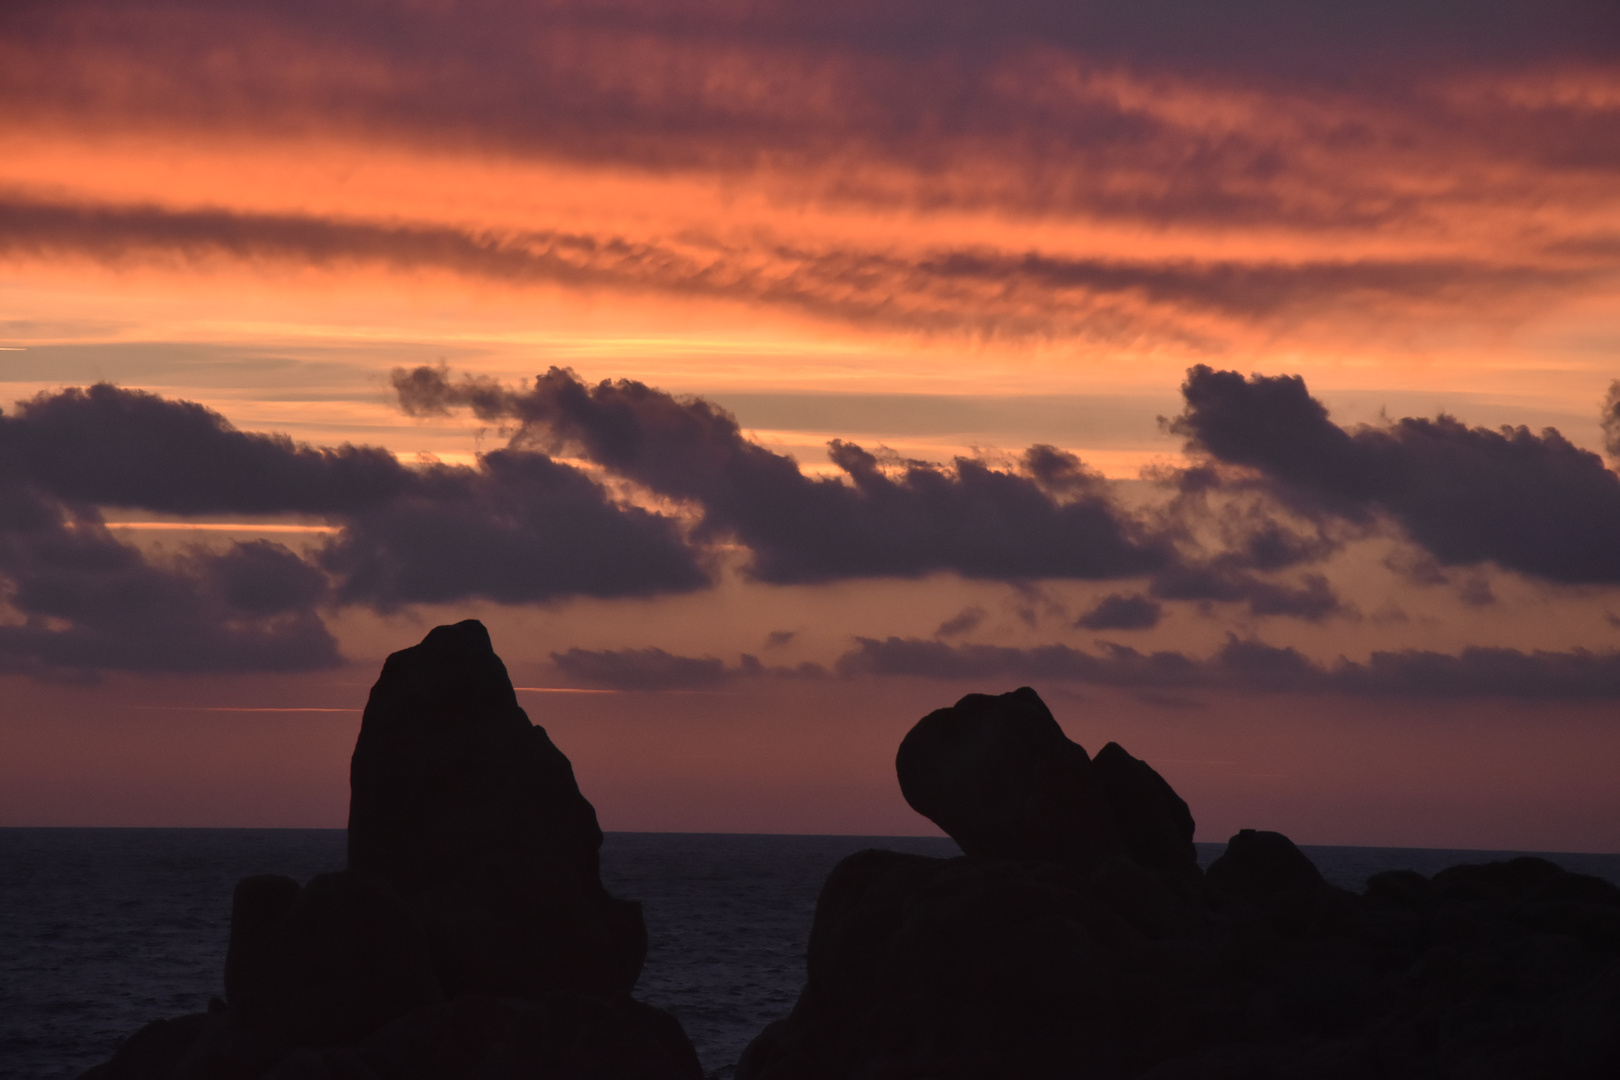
xmin=395 ymin=364 xmax=1170 ymax=584
xmin=1170 ymin=365 xmax=1620 ymax=583
xmin=0 ymin=384 xmax=706 ymax=673
xmin=838 ymin=637 xmax=1620 ymax=699
xmin=5 ymin=364 xmax=1619 ymax=677
xmin=0 ymin=485 xmax=338 ymax=677
xmin=540 ymin=636 xmax=1620 ymax=699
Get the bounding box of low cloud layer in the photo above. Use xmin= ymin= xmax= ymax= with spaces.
xmin=1170 ymin=365 xmax=1620 ymax=583
xmin=837 ymin=636 xmax=1620 ymax=699
xmin=551 ymin=647 xmax=828 ymax=691
xmin=540 ymin=636 xmax=1620 ymax=699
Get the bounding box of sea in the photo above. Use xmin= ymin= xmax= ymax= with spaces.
xmin=4 ymin=829 xmax=1620 ymax=1080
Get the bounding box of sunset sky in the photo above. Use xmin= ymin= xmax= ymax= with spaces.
xmin=4 ymin=0 xmax=1620 ymax=851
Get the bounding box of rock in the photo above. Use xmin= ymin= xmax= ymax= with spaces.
xmin=347 ymin=618 xmax=646 ymax=999
xmin=77 ymin=1014 xmax=215 ymax=1080
xmin=747 ymin=685 xmax=1620 ymax=1079
xmin=225 ymin=871 xmax=441 ymax=1046
xmin=1090 ymin=742 xmax=1198 ymax=880
xmin=895 ymin=686 xmax=1124 ymax=869
xmin=80 ymin=668 xmax=1620 ymax=1080
xmin=82 ymin=620 xmax=700 ymax=1080
xmin=87 ymin=1006 xmax=285 ymax=1080
xmin=1205 ymin=828 xmax=1323 ymax=905
xmin=358 ymin=994 xmax=703 ymax=1080
xmin=738 ymin=849 xmax=1133 ymax=1080
xmin=746 ymin=689 xmax=1216 ymax=1080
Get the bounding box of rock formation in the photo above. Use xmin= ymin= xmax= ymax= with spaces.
xmin=83 ymin=620 xmax=701 ymax=1080
xmin=347 ymin=619 xmax=647 ymax=1001
xmin=739 ymin=686 xmax=1620 ymax=1080
xmin=79 ymin=667 xmax=1620 ymax=1079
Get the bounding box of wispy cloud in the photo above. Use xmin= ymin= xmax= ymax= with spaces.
xmin=6 ymin=0 xmax=1616 ymax=231
xmin=0 ymin=196 xmax=1590 ymax=344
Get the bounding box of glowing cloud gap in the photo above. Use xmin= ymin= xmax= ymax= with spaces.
xmin=104 ymin=523 xmax=340 ymax=533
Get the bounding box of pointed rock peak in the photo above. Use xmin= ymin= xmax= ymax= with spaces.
xmin=349 ymin=620 xmax=647 ymax=999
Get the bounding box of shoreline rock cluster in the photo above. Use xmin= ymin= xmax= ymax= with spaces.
xmin=738 ymin=687 xmax=1620 ymax=1079
xmin=83 ymin=625 xmax=1620 ymax=1079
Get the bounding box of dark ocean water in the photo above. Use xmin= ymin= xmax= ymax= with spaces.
xmin=4 ymin=829 xmax=1619 ymax=1080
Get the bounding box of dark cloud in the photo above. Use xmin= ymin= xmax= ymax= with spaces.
xmin=319 ymin=448 xmax=707 ymax=609
xmin=550 ymin=647 xmax=730 ymax=691
xmin=1149 ymin=567 xmax=1346 ymax=622
xmin=835 ymin=636 xmax=1202 ymax=686
xmin=1333 ymin=645 xmax=1620 ymax=699
xmin=836 ymin=635 xmax=1620 ymax=699
xmin=0 ymin=383 xmax=415 ymax=515
xmin=764 ymin=630 xmax=797 ymax=648
xmin=0 ymin=486 xmax=338 ymax=677
xmin=935 ymin=606 xmax=987 ymax=637
xmin=1076 ymin=593 xmax=1161 ymax=630
xmin=0 ymin=384 xmax=710 ymax=607
xmin=550 ymin=647 xmax=828 ymax=690
xmin=0 ymin=197 xmax=1578 ymax=342
xmin=396 ymin=365 xmax=1169 ymax=584
xmin=1170 ymin=365 xmax=1620 ymax=584
xmin=0 ymin=383 xmax=710 ymax=673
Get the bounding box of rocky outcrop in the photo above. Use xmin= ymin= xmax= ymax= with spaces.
xmin=740 ymin=686 xmax=1620 ymax=1080
xmin=348 ymin=619 xmax=647 ymax=1000
xmin=83 ymin=620 xmax=701 ymax=1080
xmin=896 ymin=686 xmax=1124 ymax=869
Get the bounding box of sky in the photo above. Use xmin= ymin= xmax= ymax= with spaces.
xmin=3 ymin=0 xmax=1620 ymax=850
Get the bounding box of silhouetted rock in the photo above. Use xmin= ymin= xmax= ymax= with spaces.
xmin=348 ymin=618 xmax=646 ymax=1000
xmin=895 ymin=686 xmax=1124 ymax=869
xmin=741 ymin=685 xmax=1620 ymax=1080
xmin=80 ymin=670 xmax=1620 ymax=1080
xmin=738 ymin=849 xmax=1133 ymax=1080
xmin=1205 ymin=828 xmax=1323 ymax=903
xmin=225 ymin=870 xmax=441 ymax=1046
xmin=82 ymin=620 xmax=699 ymax=1080
xmin=1091 ymin=742 xmax=1198 ymax=880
